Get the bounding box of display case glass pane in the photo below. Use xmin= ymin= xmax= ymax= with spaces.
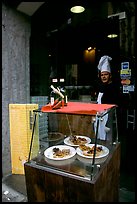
xmin=28 ymin=102 xmax=118 ymax=181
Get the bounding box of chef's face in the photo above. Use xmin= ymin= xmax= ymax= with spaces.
xmin=100 ymin=71 xmax=111 ymax=84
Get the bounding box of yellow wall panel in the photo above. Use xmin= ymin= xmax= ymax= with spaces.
xmin=9 ymin=104 xmax=39 ymax=174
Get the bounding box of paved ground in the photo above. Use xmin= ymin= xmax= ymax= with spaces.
xmin=119 ymin=188 xmax=135 ymax=202
xmin=2 ymin=183 xmax=27 ymax=202
xmin=2 ymin=174 xmax=27 ymax=202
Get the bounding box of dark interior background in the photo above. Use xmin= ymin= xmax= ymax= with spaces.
xmin=3 ymin=0 xmax=121 ymax=95
xmin=29 ymin=1 xmax=120 ymax=96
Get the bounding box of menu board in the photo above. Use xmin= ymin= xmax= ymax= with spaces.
xmin=9 ymin=104 xmax=39 ymax=174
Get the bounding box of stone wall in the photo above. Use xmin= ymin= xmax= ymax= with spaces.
xmin=2 ymin=3 xmax=31 ymax=176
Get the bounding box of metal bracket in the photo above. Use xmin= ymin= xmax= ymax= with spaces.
xmin=29 ymin=111 xmax=34 ymax=130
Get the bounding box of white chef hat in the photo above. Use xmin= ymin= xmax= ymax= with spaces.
xmin=98 ymin=55 xmax=112 ymax=73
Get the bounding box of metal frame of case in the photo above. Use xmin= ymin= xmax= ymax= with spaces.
xmin=27 ymin=102 xmax=119 ymax=180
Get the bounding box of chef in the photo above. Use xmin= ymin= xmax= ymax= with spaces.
xmin=97 ymin=55 xmax=120 ymax=105
xmin=94 ymin=55 xmax=120 ymax=140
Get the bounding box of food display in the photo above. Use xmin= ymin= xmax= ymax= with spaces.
xmin=44 ymin=145 xmax=76 ymax=160
xmin=44 ymin=143 xmax=109 ymax=161
xmin=52 ymin=147 xmax=70 ymax=158
xmin=76 ymin=144 xmax=109 ymax=159
xmin=79 ymin=144 xmax=103 ymax=156
xmin=64 ymin=135 xmax=91 ymax=147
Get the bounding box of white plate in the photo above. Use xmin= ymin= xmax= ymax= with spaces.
xmin=44 ymin=145 xmax=76 ymax=160
xmin=44 ymin=155 xmax=76 ymax=166
xmin=76 ymin=144 xmax=109 ymax=159
xmin=76 ymin=154 xmax=108 ymax=164
xmin=64 ymin=135 xmax=91 ymax=147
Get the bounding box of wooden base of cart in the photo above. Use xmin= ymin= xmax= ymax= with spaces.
xmin=24 ymin=143 xmax=120 ymax=202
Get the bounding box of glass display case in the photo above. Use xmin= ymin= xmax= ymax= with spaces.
xmin=24 ymin=102 xmax=120 ymax=202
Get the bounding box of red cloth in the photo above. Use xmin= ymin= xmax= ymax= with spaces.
xmin=41 ymin=102 xmax=116 ymax=116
